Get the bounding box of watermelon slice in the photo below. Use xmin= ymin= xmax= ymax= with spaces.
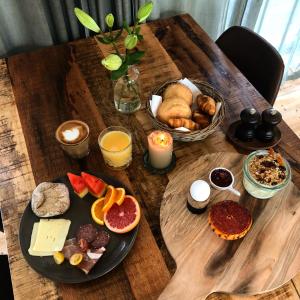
xmin=81 ymin=172 xmax=107 ymax=198
xmin=67 ymin=173 xmax=88 ymax=198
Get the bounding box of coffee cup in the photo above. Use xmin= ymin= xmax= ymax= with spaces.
xmin=55 ymin=120 xmax=90 ymax=159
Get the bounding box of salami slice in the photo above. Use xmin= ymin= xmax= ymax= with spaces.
xmin=76 ymin=224 xmax=97 ymax=243
xmin=91 ymin=230 xmax=110 ymax=249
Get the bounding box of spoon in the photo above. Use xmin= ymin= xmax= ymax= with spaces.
xmin=209 ymin=167 xmax=241 ymax=197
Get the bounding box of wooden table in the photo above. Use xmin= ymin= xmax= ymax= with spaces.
xmin=0 ymin=14 xmax=299 ymax=300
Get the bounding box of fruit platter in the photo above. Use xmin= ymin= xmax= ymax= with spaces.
xmin=19 ymin=172 xmax=140 ymax=283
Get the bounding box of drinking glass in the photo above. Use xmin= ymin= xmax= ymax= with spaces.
xmin=98 ymin=126 xmax=132 ymax=170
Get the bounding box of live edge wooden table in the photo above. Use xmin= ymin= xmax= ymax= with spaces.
xmin=0 ymin=14 xmax=300 ymax=300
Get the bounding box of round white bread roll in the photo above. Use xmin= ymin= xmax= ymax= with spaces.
xmin=163 ymin=83 xmax=193 ymax=106
xmin=157 ymin=97 xmax=192 ymax=124
xmin=31 ymin=182 xmax=70 ymax=217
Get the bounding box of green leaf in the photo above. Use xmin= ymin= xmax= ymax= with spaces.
xmin=123 ymin=20 xmax=131 ymax=33
xmin=111 ymin=63 xmax=128 ymax=80
xmin=97 ymin=36 xmax=112 ymax=44
xmin=135 ymin=26 xmax=141 ymax=35
xmin=105 ymin=13 xmax=114 ymax=28
xmin=74 ymin=7 xmax=101 ymax=33
xmin=137 ymin=34 xmax=144 ymax=41
xmin=124 ymin=34 xmax=138 ymax=50
xmin=137 ymin=1 xmax=153 ymax=23
xmin=126 ymin=51 xmax=145 ymax=65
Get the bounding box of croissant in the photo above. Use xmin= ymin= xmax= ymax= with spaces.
xmin=192 ymin=111 xmax=210 ymax=129
xmin=197 ymin=95 xmax=216 ymax=116
xmin=168 ymin=118 xmax=200 ymax=131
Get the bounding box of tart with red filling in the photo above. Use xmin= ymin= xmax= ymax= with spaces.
xmin=208 ymin=200 xmax=252 ymax=240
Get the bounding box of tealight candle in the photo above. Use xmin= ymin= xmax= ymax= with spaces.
xmin=148 ymin=130 xmax=173 ymax=169
xmin=55 ymin=120 xmax=90 ymax=159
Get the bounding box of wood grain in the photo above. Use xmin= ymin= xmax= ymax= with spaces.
xmin=0 ymin=58 xmax=58 ymax=299
xmin=160 ymin=152 xmax=300 ymax=300
xmin=6 ymin=38 xmax=170 ymax=299
xmin=0 ymin=13 xmax=299 ymax=299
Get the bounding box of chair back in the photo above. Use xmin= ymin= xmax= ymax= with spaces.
xmin=216 ymin=26 xmax=284 ymax=105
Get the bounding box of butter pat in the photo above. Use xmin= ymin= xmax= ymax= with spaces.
xmin=32 ymin=219 xmax=71 ymax=253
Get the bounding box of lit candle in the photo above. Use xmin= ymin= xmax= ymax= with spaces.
xmin=148 ymin=130 xmax=173 ymax=169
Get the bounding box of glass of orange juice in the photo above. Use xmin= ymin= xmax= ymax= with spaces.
xmin=98 ymin=126 xmax=132 ymax=169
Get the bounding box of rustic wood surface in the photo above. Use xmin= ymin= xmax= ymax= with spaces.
xmin=0 ymin=14 xmax=299 ymax=299
xmin=160 ymin=152 xmax=300 ymax=299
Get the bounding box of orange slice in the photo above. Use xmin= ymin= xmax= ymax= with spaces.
xmin=102 ymin=185 xmax=116 ymax=213
xmin=91 ymin=197 xmax=105 ymax=225
xmin=115 ymin=188 xmax=125 ymax=205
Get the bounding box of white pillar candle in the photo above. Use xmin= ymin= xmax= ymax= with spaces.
xmin=148 ymin=130 xmax=173 ymax=169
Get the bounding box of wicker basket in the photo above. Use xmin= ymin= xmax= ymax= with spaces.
xmin=146 ymin=79 xmax=226 ymax=142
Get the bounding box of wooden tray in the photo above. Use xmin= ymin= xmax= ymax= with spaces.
xmin=227 ymin=120 xmax=281 ymax=151
xmin=159 ymin=152 xmax=300 ymax=300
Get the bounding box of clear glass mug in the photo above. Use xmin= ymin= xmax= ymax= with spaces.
xmin=243 ymin=150 xmax=291 ymax=199
xmin=98 ymin=126 xmax=132 ymax=170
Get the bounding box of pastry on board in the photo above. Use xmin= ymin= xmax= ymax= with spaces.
xmin=163 ymin=83 xmax=193 ymax=106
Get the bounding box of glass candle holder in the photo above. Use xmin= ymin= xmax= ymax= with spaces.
xmin=55 ymin=120 xmax=90 ymax=159
xmin=98 ymin=126 xmax=132 ymax=170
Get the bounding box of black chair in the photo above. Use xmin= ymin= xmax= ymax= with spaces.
xmin=216 ymin=26 xmax=284 ymax=105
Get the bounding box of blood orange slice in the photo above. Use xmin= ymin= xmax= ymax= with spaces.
xmin=104 ymin=195 xmax=140 ymax=234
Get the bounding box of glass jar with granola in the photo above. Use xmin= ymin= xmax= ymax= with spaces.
xmin=243 ymin=149 xmax=291 ymax=199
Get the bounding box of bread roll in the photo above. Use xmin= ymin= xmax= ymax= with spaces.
xmin=192 ymin=111 xmax=210 ymax=129
xmin=163 ymin=83 xmax=193 ymax=106
xmin=168 ymin=118 xmax=200 ymax=130
xmin=197 ymin=95 xmax=216 ymax=116
xmin=157 ymin=97 xmax=192 ymax=124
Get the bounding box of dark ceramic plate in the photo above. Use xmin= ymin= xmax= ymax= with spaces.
xmin=19 ymin=173 xmax=139 ymax=284
xmin=227 ymin=120 xmax=281 ymax=151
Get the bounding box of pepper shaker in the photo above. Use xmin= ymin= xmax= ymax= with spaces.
xmin=256 ymin=108 xmax=282 ymax=142
xmin=235 ymin=108 xmax=260 ymax=141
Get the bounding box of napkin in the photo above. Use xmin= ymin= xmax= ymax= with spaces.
xmin=150 ymin=95 xmax=162 ymax=117
xmin=178 ymin=78 xmax=202 ymax=101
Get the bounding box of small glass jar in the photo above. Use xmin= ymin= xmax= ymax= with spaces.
xmin=113 ymin=65 xmax=141 ymax=114
xmin=243 ymin=150 xmax=291 ymax=199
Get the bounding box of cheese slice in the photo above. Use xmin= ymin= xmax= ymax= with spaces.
xmin=32 ymin=219 xmax=71 ymax=252
xmin=28 ymin=222 xmax=53 ymax=256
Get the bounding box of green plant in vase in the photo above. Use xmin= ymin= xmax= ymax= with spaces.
xmin=74 ymin=1 xmax=154 ymax=113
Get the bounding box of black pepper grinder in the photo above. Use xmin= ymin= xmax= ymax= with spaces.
xmin=256 ymin=108 xmax=282 ymax=142
xmin=235 ymin=108 xmax=260 ymax=141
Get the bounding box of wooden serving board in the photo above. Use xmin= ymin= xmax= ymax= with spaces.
xmin=159 ymin=152 xmax=300 ymax=300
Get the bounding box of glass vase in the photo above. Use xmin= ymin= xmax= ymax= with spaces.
xmin=113 ymin=65 xmax=141 ymax=114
